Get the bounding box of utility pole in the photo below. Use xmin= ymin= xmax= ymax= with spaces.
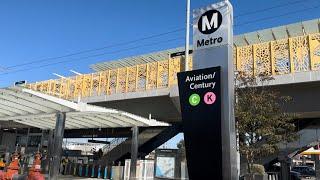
xmin=185 ymin=0 xmax=190 ymax=71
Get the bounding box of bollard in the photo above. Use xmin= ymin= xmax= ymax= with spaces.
xmin=64 ymin=163 xmax=69 ymax=175
xmin=110 ymin=166 xmax=113 ymax=180
xmin=91 ymin=164 xmax=95 ymax=178
xmin=78 ymin=164 xmax=83 ymax=177
xmin=73 ymin=164 xmax=76 ymax=176
xmin=88 ymin=164 xmax=92 ymax=177
xmin=103 ymin=166 xmax=108 ymax=179
xmin=75 ymin=164 xmax=78 ymax=176
xmin=67 ymin=163 xmax=72 ymax=175
xmin=85 ymin=164 xmax=89 ymax=177
xmin=70 ymin=163 xmax=73 ymax=175
xmin=97 ymin=165 xmax=101 ymax=178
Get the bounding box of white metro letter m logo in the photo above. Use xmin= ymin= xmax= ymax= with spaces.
xmin=202 ymin=13 xmax=218 ymax=31
xmin=198 ymin=9 xmax=222 ymax=34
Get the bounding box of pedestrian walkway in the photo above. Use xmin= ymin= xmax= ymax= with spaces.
xmin=58 ymin=175 xmax=100 ymax=179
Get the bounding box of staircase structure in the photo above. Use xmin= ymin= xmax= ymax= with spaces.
xmin=97 ymin=124 xmax=182 ymax=165
xmin=240 ymin=118 xmax=320 ymax=173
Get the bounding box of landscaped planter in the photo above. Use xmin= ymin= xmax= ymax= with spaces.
xmin=243 ymin=174 xmax=268 ymax=180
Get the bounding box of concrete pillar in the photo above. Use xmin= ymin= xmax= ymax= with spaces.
xmin=25 ymin=128 xmax=30 ymax=153
xmin=0 ymin=129 xmax=3 ymax=145
xmin=48 ymin=130 xmax=54 ymax=157
xmin=302 ymin=155 xmax=306 ymax=165
xmin=130 ymin=126 xmax=138 ymax=180
xmin=40 ymin=129 xmax=45 ymax=147
xmin=44 ymin=130 xmax=54 ymax=174
xmin=312 ymin=155 xmax=320 ymax=178
xmin=49 ymin=112 xmax=66 ymax=180
xmin=280 ymin=159 xmax=290 ymax=180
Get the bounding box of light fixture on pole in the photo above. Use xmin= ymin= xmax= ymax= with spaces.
xmin=52 ymin=73 xmax=66 ymax=79
xmin=70 ymin=70 xmax=82 ymax=75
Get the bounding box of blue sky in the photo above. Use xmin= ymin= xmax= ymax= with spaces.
xmin=0 ymin=0 xmax=319 ymax=87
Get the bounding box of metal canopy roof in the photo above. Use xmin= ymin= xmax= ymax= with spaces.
xmin=91 ymin=18 xmax=320 ymax=72
xmin=90 ymin=47 xmax=185 ymax=72
xmin=0 ymin=87 xmax=168 ymax=130
xmin=234 ymin=18 xmax=320 ymax=46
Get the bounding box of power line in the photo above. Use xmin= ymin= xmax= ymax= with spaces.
xmin=5 ymin=28 xmax=185 ymax=70
xmin=235 ymin=4 xmax=320 ymax=27
xmin=234 ymin=0 xmax=314 ymax=18
xmin=0 ymin=36 xmax=184 ymax=76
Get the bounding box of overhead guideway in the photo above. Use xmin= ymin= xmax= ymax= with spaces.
xmin=0 ymin=87 xmax=168 ymax=129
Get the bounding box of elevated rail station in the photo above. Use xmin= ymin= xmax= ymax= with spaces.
xmin=0 ymin=18 xmax=319 ymax=179
xmin=25 ymin=19 xmax=320 ymax=124
xmin=27 ymin=19 xmax=320 ymax=103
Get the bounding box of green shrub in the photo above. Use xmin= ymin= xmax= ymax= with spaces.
xmin=250 ymin=164 xmax=265 ymax=175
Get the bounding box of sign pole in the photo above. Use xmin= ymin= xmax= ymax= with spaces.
xmin=185 ymin=0 xmax=190 ymax=71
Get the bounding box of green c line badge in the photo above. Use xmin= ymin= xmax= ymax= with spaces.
xmin=189 ymin=93 xmax=200 ymax=106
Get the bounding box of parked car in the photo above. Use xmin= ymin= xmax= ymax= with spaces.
xmin=290 ymin=171 xmax=302 ymax=180
xmin=291 ymin=166 xmax=316 ymax=178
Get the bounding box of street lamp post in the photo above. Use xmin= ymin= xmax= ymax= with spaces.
xmin=185 ymin=0 xmax=190 ymax=71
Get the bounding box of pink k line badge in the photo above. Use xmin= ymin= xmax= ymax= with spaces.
xmin=204 ymin=92 xmax=216 ymax=105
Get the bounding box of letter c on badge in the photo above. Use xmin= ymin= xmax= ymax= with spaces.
xmin=189 ymin=93 xmax=200 ymax=106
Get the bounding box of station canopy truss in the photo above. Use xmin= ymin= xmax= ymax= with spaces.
xmin=0 ymin=87 xmax=168 ymax=130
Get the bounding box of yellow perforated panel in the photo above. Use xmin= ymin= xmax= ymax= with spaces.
xmin=254 ymin=42 xmax=271 ymax=75
xmin=108 ymin=70 xmax=117 ymax=95
xmin=127 ymin=67 xmax=137 ymax=92
xmin=309 ymin=33 xmax=320 ymax=70
xmin=27 ymin=32 xmax=320 ymax=100
xmin=237 ymin=45 xmax=253 ymax=75
xmin=157 ymin=61 xmax=169 ymax=88
xmin=136 ymin=64 xmax=147 ymax=91
xmin=290 ymin=36 xmax=310 ymax=72
xmin=272 ymin=39 xmax=290 ymax=74
xmin=168 ymin=57 xmax=181 ymax=86
xmin=147 ymin=62 xmax=157 ymax=90
xmin=117 ymin=68 xmax=127 ymax=93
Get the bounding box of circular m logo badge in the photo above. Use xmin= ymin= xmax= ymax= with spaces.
xmin=198 ymin=9 xmax=222 ymax=34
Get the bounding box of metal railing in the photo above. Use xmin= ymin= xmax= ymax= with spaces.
xmin=267 ymin=172 xmax=280 ymax=180
xmin=27 ymin=56 xmax=191 ymax=100
xmin=27 ymin=33 xmax=320 ymax=100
